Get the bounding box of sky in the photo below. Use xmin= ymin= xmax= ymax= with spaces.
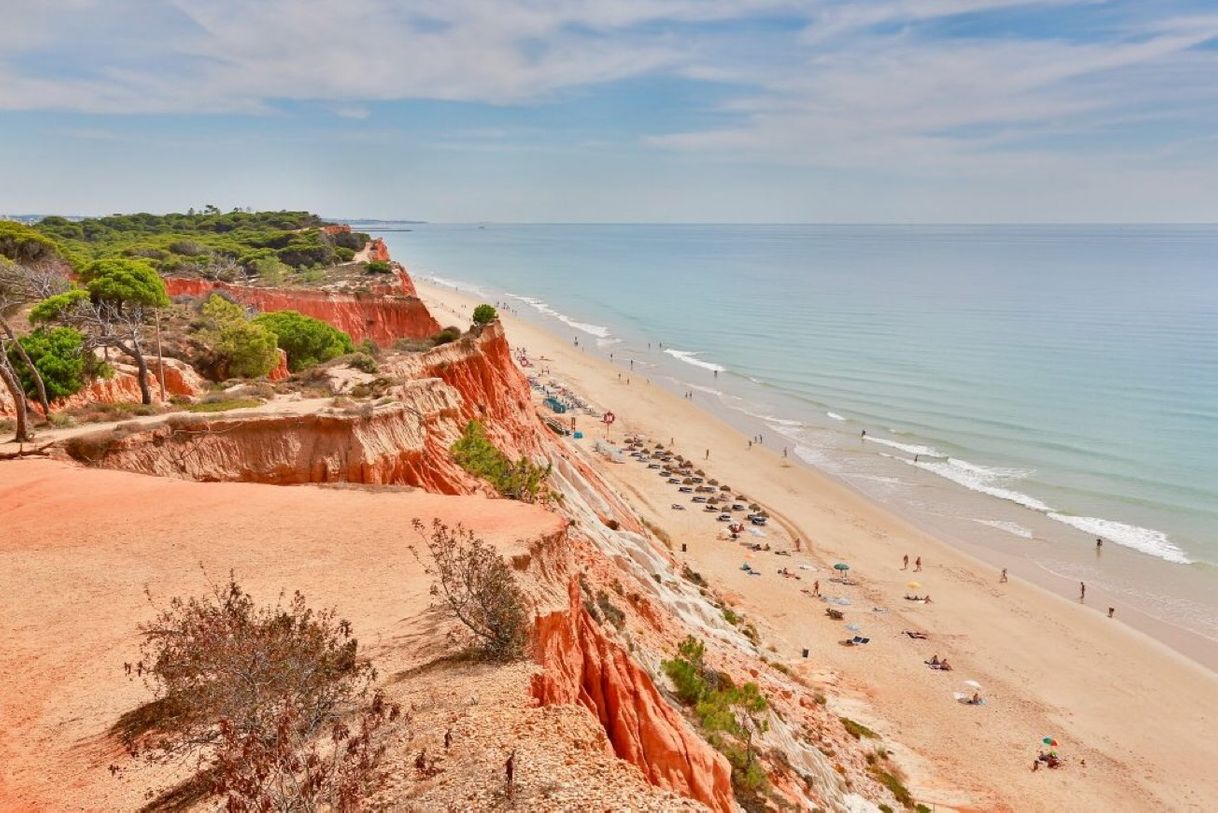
xmin=2 ymin=0 xmax=1217 ymax=222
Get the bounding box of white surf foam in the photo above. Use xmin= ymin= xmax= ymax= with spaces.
xmin=428 ymin=275 xmax=484 ymax=295
xmin=794 ymin=445 xmax=829 ymax=465
xmin=827 ymin=411 xmax=846 ymax=421
xmin=973 ymin=519 xmax=1035 ymax=539
xmin=504 ymin=293 xmax=610 ymax=338
xmin=1047 ymin=513 xmax=1191 ymax=564
xmin=664 ymin=348 xmax=726 ymax=373
xmin=864 ymin=436 xmax=943 ymax=457
xmin=914 ymin=457 xmax=1054 ymax=513
xmin=596 ymin=337 xmax=622 ymax=348
xmin=847 ymin=474 xmax=907 ymax=486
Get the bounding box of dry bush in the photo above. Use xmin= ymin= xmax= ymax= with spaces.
xmin=123 ymin=575 xmax=392 ymax=808
xmin=211 ymin=691 xmax=399 ymax=811
xmin=411 ymin=519 xmax=528 ymax=661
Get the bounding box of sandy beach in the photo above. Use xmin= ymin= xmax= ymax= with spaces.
xmin=416 ymin=277 xmax=1218 ymax=812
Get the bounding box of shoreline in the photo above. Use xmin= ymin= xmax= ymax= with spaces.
xmin=415 ymin=277 xmax=1218 ymax=811
xmin=417 ymin=276 xmax=1218 ymax=672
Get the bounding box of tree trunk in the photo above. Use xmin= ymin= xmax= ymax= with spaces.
xmin=0 ymin=350 xmax=31 ymax=443
xmin=132 ymin=345 xmax=152 ymax=405
xmin=0 ymin=318 xmax=51 ymax=420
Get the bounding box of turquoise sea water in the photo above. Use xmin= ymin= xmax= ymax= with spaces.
xmin=367 ymin=223 xmax=1218 ymax=649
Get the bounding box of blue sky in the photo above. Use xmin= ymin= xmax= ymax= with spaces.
xmin=2 ymin=0 xmax=1217 ymax=222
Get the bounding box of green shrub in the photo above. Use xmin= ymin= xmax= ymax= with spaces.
xmin=472 ymin=304 xmax=497 ymax=325
xmin=335 ymin=247 xmax=356 ymax=262
xmin=663 ymin=636 xmax=769 ymax=795
xmin=9 ymin=327 xmax=87 ymax=400
xmin=596 ymin=590 xmax=625 ymax=629
xmin=254 ymin=310 xmax=354 ymax=372
xmin=182 ymin=398 xmax=262 ymax=413
xmin=870 ymin=765 xmax=914 ymax=809
xmin=365 ymin=260 xmax=391 ymax=274
xmin=250 ymin=256 xmax=288 ymax=285
xmin=201 ymin=295 xmax=280 ymax=379
xmin=431 ymin=326 xmax=462 ymax=346
xmin=450 ymin=420 xmax=549 ymax=503
xmin=840 ymin=717 xmax=878 ymax=740
xmin=348 ymin=353 xmax=378 ymax=374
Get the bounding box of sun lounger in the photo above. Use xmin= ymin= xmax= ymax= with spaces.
xmin=842 ymin=636 xmax=870 ymax=646
xmin=903 ymin=630 xmax=929 ymax=639
xmin=670 ymin=504 xmax=686 ymax=511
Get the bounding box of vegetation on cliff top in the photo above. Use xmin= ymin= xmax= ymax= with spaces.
xmin=472 ymin=303 xmax=498 ymax=325
xmin=199 ymin=295 xmax=280 ymax=379
xmin=35 ymin=210 xmax=371 ymax=280
xmin=254 ymin=309 xmax=354 ymax=372
xmin=31 ymin=258 xmax=170 ymax=405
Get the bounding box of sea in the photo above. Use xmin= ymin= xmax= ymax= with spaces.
xmin=361 ymin=223 xmax=1218 ymax=665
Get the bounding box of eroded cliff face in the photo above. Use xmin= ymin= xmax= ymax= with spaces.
xmin=402 ymin=322 xmax=545 ymax=458
xmin=0 ymin=358 xmax=204 ymax=417
xmin=163 ymin=277 xmax=440 ymax=345
xmin=62 ymin=380 xmax=480 ymax=493
xmin=532 ymin=579 xmax=735 ymax=813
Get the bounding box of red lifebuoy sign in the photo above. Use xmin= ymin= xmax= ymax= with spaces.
xmin=602 ymin=411 xmax=616 ymax=425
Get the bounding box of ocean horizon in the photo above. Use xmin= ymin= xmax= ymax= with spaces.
xmin=367 ymin=222 xmax=1218 ymax=653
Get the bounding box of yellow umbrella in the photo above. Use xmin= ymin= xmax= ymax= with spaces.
xmin=907 ymin=581 xmax=921 ymax=589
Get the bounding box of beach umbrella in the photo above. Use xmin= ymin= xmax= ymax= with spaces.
xmin=845 ymin=623 xmax=862 ymax=632
xmin=963 ymin=680 xmax=982 ymax=689
xmin=709 ymin=478 xmax=720 ymax=485
xmin=720 ymin=485 xmax=731 ymax=491
xmin=834 ymin=563 xmax=850 ymax=572
xmin=906 ymin=581 xmax=921 ymax=589
xmin=1042 ymin=737 xmax=1059 ymax=747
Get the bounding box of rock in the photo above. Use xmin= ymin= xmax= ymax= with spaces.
xmin=532 ymin=579 xmax=735 ymax=813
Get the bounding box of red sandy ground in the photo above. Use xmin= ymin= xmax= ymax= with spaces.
xmin=0 ymin=459 xmax=563 ymax=809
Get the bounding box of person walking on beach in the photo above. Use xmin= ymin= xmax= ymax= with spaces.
xmin=1000 ymin=568 xmax=1008 ymax=583
xmin=783 ymin=447 xmax=788 ymax=458
xmin=861 ymin=429 xmax=866 ymax=439
xmin=1108 ymin=607 xmax=1115 ymax=618
xmin=1079 ymin=581 xmax=1086 ymax=601
xmin=1096 ymin=537 xmax=1103 ymax=550
xmin=914 ymin=556 xmax=922 ymax=572
xmin=902 ymin=554 xmax=909 ymax=570
xmin=748 ymin=440 xmax=753 ymax=449
xmin=705 ymin=449 xmax=710 ymax=460
xmin=813 ymin=580 xmax=820 ymax=596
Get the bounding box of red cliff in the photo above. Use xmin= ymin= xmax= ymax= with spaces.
xmin=61 ymin=380 xmax=480 ymax=493
xmin=1 ymin=358 xmax=204 ymax=417
xmin=409 ymin=321 xmax=545 ymax=457
xmin=163 ymin=277 xmax=441 ymax=346
xmin=368 ymin=238 xmax=390 ymax=262
xmin=532 ymin=579 xmax=735 ymax=813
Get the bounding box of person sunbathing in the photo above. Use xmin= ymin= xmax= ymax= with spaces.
xmin=938 ymin=659 xmax=953 ymax=671
xmin=926 ymin=655 xmax=940 ymax=666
